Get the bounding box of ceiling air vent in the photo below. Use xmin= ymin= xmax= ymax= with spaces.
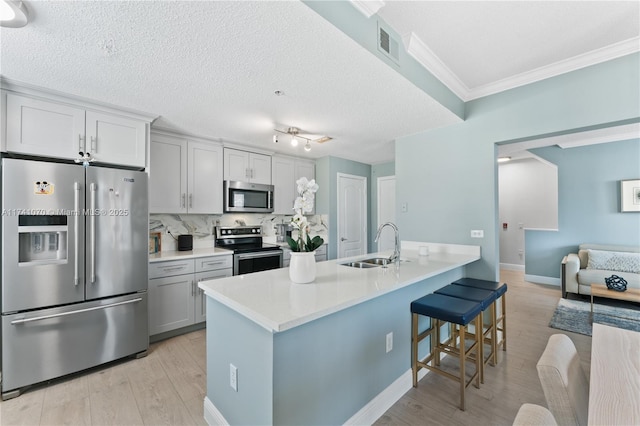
xmin=378 ymin=23 xmax=399 ymax=64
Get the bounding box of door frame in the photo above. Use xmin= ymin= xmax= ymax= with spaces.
xmin=376 ymin=175 xmax=396 ymax=252
xmin=337 ymin=173 xmax=368 ymax=258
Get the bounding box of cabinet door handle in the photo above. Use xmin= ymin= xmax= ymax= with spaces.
xmin=182 ymin=193 xmax=186 ymax=208
xmin=90 ymin=136 xmax=97 ymax=152
xmin=191 ymin=280 xmax=195 ymax=297
xmin=78 ymin=134 xmax=85 ymax=152
xmin=189 ymin=194 xmax=193 ymax=208
xmin=162 ymin=265 xmax=188 ymax=272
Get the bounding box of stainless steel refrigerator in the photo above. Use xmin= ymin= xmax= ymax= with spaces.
xmin=1 ymin=158 xmax=148 ymax=399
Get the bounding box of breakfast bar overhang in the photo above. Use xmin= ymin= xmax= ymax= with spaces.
xmin=198 ymin=243 xmax=481 ymax=425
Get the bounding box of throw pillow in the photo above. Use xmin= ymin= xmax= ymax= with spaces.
xmin=586 ymin=249 xmax=640 ymax=274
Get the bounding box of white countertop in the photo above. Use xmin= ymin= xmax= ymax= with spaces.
xmin=149 ymin=247 xmax=232 ymax=263
xmin=198 ymin=243 xmax=480 ymax=333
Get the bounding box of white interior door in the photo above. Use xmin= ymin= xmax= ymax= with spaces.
xmin=377 ymin=176 xmax=396 ymax=252
xmin=337 ymin=173 xmax=367 ymax=259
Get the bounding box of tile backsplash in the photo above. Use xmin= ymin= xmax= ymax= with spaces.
xmin=150 ymin=213 xmax=328 ymax=251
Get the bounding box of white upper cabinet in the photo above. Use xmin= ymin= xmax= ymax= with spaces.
xmin=271 ymin=155 xmax=315 ymax=215
xmin=149 ymin=131 xmax=223 ymax=214
xmin=149 ymin=133 xmax=188 ymax=213
xmin=187 ymin=141 xmax=223 ymax=214
xmin=85 ymin=111 xmax=146 ymax=168
xmin=272 ymin=156 xmax=296 ymax=214
xmin=6 ymin=94 xmax=85 ymax=160
xmin=4 ymin=91 xmax=150 ymax=168
xmin=224 ymin=148 xmax=271 ymax=185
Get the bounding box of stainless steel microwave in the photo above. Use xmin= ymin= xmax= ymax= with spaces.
xmin=224 ymin=180 xmax=274 ymax=213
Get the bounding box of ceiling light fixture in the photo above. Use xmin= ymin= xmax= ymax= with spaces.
xmin=497 ymin=156 xmax=511 ymax=163
xmin=273 ymin=126 xmax=334 ymax=153
xmin=0 ymin=0 xmax=28 ymax=28
xmin=289 ymin=128 xmax=299 ymax=147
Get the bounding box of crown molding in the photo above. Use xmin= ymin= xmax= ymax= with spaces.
xmin=467 ymin=37 xmax=640 ymax=100
xmin=403 ymin=32 xmax=470 ymax=100
xmin=404 ymin=33 xmax=640 ymax=102
xmin=349 ymin=0 xmax=386 ymax=19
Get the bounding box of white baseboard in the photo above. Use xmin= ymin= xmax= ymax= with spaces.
xmin=203 ymin=396 xmax=229 ymax=426
xmin=524 ymin=274 xmax=561 ymax=287
xmin=204 ymin=368 xmax=429 ymax=426
xmin=203 ymin=368 xmax=431 ymax=426
xmin=344 ymin=367 xmax=429 ymax=425
xmin=500 ymin=263 xmax=524 ymax=271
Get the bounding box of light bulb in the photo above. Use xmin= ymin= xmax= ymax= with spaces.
xmin=304 ymin=141 xmax=311 ymax=152
xmin=273 ymin=134 xmax=279 ymax=144
xmin=291 ymin=136 xmax=299 ymax=147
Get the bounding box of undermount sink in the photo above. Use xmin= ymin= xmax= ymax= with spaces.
xmin=340 ymin=261 xmax=379 ymax=269
xmin=361 ymin=257 xmax=391 ymax=266
xmin=340 ymin=257 xmax=392 ymax=269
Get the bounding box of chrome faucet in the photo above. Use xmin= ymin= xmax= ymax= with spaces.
xmin=374 ymin=222 xmax=400 ymax=264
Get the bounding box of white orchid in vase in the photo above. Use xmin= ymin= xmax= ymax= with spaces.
xmin=287 ymin=177 xmax=324 ymax=252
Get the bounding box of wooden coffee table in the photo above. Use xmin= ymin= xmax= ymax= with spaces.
xmin=590 ymin=283 xmax=640 ymax=320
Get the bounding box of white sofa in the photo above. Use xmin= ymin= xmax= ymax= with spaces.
xmin=561 ymin=243 xmax=640 ymax=298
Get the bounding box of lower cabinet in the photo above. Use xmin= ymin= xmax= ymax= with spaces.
xmin=282 ymin=245 xmax=327 ymax=267
xmin=149 ymin=255 xmax=232 ymax=336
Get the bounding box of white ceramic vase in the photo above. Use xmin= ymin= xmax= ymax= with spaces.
xmin=289 ymin=251 xmax=316 ymax=284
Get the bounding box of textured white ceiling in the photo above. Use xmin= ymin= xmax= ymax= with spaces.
xmin=0 ymin=1 xmax=460 ymax=165
xmin=1 ymin=1 xmax=637 ymax=164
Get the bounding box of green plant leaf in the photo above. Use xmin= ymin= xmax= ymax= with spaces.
xmin=286 ymin=236 xmax=299 ymax=252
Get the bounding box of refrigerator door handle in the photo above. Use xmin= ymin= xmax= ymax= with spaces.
xmin=74 ymin=182 xmax=81 ymax=286
xmin=10 ymin=298 xmax=143 ymax=325
xmin=90 ymin=182 xmax=97 ymax=284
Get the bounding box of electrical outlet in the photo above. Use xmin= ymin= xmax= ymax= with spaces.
xmin=470 ymin=230 xmax=484 ymax=238
xmin=230 ymin=364 xmax=238 ymax=391
xmin=386 ymin=332 xmax=393 ymax=353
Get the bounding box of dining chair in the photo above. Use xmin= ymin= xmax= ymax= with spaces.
xmin=512 ymin=403 xmax=558 ymax=426
xmin=536 ymin=334 xmax=589 ymax=426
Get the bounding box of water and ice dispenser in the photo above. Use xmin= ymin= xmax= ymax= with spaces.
xmin=18 ymin=215 xmax=68 ymax=264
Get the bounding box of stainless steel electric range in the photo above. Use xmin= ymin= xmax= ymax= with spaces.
xmin=214 ymin=226 xmax=282 ymax=275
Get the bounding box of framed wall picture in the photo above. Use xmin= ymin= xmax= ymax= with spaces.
xmin=149 ymin=231 xmax=162 ymax=253
xmin=620 ymin=179 xmax=640 ymax=212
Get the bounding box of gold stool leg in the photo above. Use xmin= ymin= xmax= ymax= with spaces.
xmin=501 ymin=295 xmax=507 ymax=351
xmin=491 ymin=301 xmax=497 ymax=365
xmin=412 ymin=313 xmax=418 ymax=387
xmin=459 ymin=323 xmax=466 ymax=411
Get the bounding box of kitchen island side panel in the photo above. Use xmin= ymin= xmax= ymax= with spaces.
xmin=272 ymin=267 xmax=463 ymax=425
xmin=205 ymin=297 xmax=274 ymax=425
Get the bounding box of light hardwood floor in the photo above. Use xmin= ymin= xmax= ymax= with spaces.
xmin=2 ymin=270 xmax=592 ymax=425
xmin=374 ymin=269 xmax=592 ymax=426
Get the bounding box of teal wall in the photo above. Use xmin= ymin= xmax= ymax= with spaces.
xmin=315 ymin=156 xmax=372 ymax=259
xmin=525 ymin=139 xmax=640 ymax=278
xmin=370 ymin=162 xmax=396 ymax=251
xmin=302 ymin=0 xmax=464 ymax=120
xmin=206 ymin=299 xmax=274 ymax=425
xmin=395 ymin=53 xmax=640 ymax=281
xmin=205 ymin=267 xmax=463 ymax=425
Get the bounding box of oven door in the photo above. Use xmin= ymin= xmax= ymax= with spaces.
xmin=234 ymin=250 xmax=282 ymax=275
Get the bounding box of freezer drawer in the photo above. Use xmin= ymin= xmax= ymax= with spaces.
xmin=1 ymin=293 xmax=148 ymax=397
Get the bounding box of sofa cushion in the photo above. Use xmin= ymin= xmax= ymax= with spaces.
xmin=586 ymin=249 xmax=640 ymax=274
xmin=578 ymin=269 xmax=640 ymax=290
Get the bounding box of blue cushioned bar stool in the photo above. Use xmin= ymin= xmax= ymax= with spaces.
xmin=453 ymin=278 xmax=508 ymax=364
xmin=410 ymin=293 xmax=483 ymax=410
xmin=434 ymin=284 xmax=498 ymax=384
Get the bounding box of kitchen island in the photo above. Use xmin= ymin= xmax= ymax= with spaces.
xmin=198 ymin=242 xmax=480 ymax=425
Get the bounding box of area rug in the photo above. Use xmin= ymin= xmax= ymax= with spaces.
xmin=548 ymin=298 xmax=640 ymax=336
